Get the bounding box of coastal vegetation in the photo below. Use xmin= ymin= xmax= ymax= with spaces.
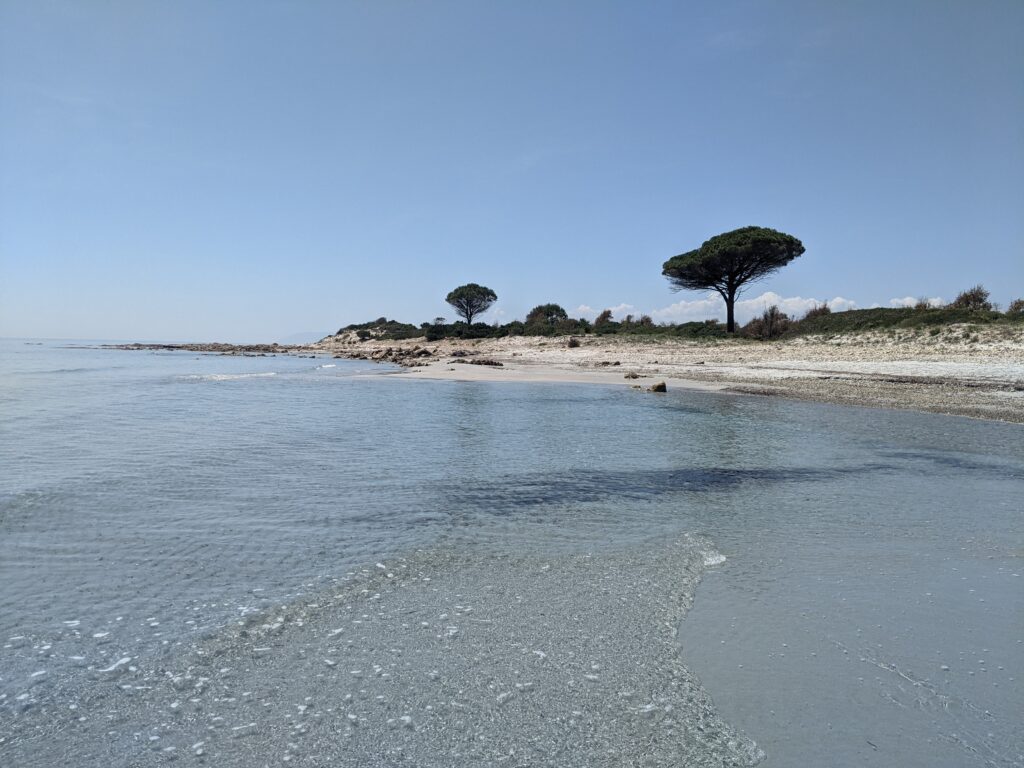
xmin=949 ymin=284 xmax=994 ymax=311
xmin=337 ymin=294 xmax=1024 ymax=345
xmin=789 ymin=304 xmax=1023 ymax=335
xmin=333 ymin=225 xmax=1020 ymax=345
xmin=662 ymin=226 xmax=806 ymax=333
xmin=337 ymin=316 xmax=732 ymax=342
xmin=525 ymin=303 xmax=570 ymax=327
xmin=336 ymin=254 xmax=1021 ymax=345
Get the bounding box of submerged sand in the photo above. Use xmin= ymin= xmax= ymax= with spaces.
xmin=4 ymin=539 xmax=763 ymax=767
xmin=311 ymin=325 xmax=1024 ymax=423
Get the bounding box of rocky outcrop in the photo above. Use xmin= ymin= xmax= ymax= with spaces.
xmin=107 ymin=342 xmax=293 ymax=356
xmin=332 ymin=345 xmax=438 ymax=367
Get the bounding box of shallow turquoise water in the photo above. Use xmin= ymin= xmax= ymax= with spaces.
xmin=1 ymin=339 xmax=1021 ymax=766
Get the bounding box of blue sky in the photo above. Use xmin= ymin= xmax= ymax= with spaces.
xmin=1 ymin=1 xmax=1021 ymax=342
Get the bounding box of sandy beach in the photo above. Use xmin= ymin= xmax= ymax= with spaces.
xmin=310 ymin=325 xmax=1024 ymax=423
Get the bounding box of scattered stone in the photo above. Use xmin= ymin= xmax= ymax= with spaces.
xmin=648 ymin=382 xmax=667 ymax=393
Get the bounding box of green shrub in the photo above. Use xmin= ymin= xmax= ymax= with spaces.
xmin=1007 ymin=298 xmax=1024 ymax=316
xmin=556 ymin=318 xmax=590 ymax=335
xmin=802 ymin=303 xmax=831 ymax=320
xmin=673 ymin=320 xmax=728 ymax=339
xmin=742 ymin=306 xmax=791 ymax=340
xmin=525 ymin=303 xmax=569 ymax=326
xmin=950 ymin=285 xmax=993 ymax=311
xmin=340 ymin=318 xmax=422 ymax=340
xmin=449 ymin=322 xmax=495 ymax=339
xmin=790 ymin=306 xmax=1016 ymax=335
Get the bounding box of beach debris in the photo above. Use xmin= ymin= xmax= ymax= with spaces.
xmin=648 ymin=382 xmax=667 ymax=393
xmin=451 ymin=358 xmax=503 ymax=367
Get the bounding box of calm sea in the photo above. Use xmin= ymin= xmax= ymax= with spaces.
xmin=1 ymin=339 xmax=1021 ymax=766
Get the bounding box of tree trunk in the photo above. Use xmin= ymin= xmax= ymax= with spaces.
xmin=726 ymin=288 xmax=737 ymax=333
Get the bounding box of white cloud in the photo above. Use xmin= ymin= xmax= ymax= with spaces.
xmin=650 ymin=294 xmax=723 ymax=324
xmin=828 ymin=296 xmax=858 ymax=312
xmin=577 ymin=303 xmax=638 ymax=320
xmin=890 ymin=296 xmax=943 ymax=308
xmin=650 ymin=291 xmax=856 ymax=325
xmin=739 ymin=292 xmax=858 ymax=320
xmin=608 ymin=303 xmax=636 ymax=319
xmin=573 ymin=303 xmax=634 ymax=319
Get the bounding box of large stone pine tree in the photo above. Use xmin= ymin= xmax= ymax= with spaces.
xmin=445 ymin=283 xmax=497 ymax=325
xmin=662 ymin=226 xmax=805 ymax=332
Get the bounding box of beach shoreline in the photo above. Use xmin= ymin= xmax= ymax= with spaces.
xmin=107 ymin=326 xmax=1024 ymax=423
xmin=309 ymin=329 xmax=1024 ymax=424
